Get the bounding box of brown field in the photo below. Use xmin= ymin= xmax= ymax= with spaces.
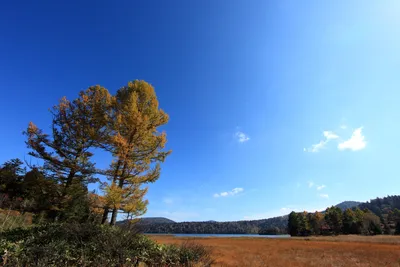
xmin=151 ymin=235 xmax=400 ymax=267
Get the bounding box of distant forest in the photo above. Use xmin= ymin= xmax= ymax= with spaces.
xmin=132 ymin=196 xmax=400 ymax=235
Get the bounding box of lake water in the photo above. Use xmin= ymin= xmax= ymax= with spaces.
xmin=147 ymin=233 xmax=290 ymax=238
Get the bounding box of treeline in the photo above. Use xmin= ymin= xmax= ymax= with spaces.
xmin=0 ymin=80 xmax=170 ymax=226
xmin=288 ymin=196 xmax=400 ymax=236
xmin=136 ymin=216 xmax=289 ymax=234
xmin=136 ymin=196 xmax=400 ymax=236
xmin=288 ymin=207 xmax=383 ymax=236
xmin=358 ymin=195 xmax=400 ymax=232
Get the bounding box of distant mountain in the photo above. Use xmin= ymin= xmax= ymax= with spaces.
xmin=140 ymin=215 xmax=288 ymax=235
xmin=118 ymin=217 xmax=176 ymax=226
xmin=138 ymin=217 xmax=176 ymax=224
xmin=129 ymin=195 xmax=400 ymax=234
xmin=335 ymin=201 xmax=361 ymax=211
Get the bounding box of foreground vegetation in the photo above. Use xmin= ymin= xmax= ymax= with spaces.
xmin=0 ymin=223 xmax=213 ymax=266
xmin=152 ymin=235 xmax=400 ymax=267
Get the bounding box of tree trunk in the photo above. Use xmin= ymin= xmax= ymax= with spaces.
xmin=101 ymin=207 xmax=109 ymax=224
xmin=65 ymin=171 xmax=76 ymax=189
xmin=110 ymin=208 xmax=118 ymax=226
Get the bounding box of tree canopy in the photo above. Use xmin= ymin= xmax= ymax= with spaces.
xmin=1 ymin=80 xmax=170 ymax=225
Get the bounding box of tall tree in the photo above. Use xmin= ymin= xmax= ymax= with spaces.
xmin=0 ymin=159 xmax=26 ymax=209
xmin=288 ymin=211 xmax=300 ymax=236
xmin=298 ymin=211 xmax=311 ymax=236
xmin=24 ymin=86 xmax=112 ymax=220
xmin=102 ymin=80 xmax=171 ymax=225
xmin=308 ymin=211 xmax=324 ymax=235
xmin=342 ymin=208 xmax=355 ymax=234
xmin=325 ymin=206 xmax=343 ymax=235
xmin=361 ymin=210 xmax=382 ymax=235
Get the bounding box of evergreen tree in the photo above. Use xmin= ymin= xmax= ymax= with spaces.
xmin=342 ymin=208 xmax=355 ymax=234
xmin=325 ymin=206 xmax=343 ymax=235
xmin=298 ymin=211 xmax=311 ymax=236
xmin=24 ymin=86 xmax=112 ymax=221
xmin=288 ymin=211 xmax=300 ymax=236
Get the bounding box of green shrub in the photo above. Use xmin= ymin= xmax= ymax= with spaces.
xmin=0 ymin=223 xmax=213 ymax=266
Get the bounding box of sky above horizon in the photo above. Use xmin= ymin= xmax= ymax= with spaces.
xmin=1 ymin=1 xmax=400 ymax=222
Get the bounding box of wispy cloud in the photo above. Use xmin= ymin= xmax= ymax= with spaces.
xmin=323 ymin=131 xmax=339 ymax=140
xmin=214 ymin=187 xmax=244 ymax=198
xmin=163 ymin=198 xmax=174 ymax=205
xmin=338 ymin=127 xmax=366 ymax=151
xmin=319 ymin=194 xmax=329 ymax=199
xmin=305 ymin=130 xmax=339 ymax=152
xmin=340 ymin=125 xmax=347 ymax=129
xmin=316 ymin=185 xmax=326 ymax=190
xmin=235 ymin=131 xmax=250 ymax=143
xmin=308 ymin=181 xmax=314 ymax=188
xmin=306 ymin=140 xmax=326 ymax=153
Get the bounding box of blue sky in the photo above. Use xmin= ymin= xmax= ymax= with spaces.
xmin=1 ymin=1 xmax=400 ymax=222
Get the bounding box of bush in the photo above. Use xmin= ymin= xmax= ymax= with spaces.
xmin=0 ymin=223 xmax=213 ymax=266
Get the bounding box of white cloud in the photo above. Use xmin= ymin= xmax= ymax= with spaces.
xmin=308 ymin=181 xmax=314 ymax=188
xmin=163 ymin=198 xmax=174 ymax=205
xmin=305 ymin=130 xmax=339 ymax=152
xmin=235 ymin=131 xmax=250 ymax=143
xmin=214 ymin=187 xmax=244 ymax=198
xmin=338 ymin=127 xmax=366 ymax=151
xmin=308 ymin=140 xmax=326 ymax=152
xmin=340 ymin=125 xmax=347 ymax=129
xmin=231 ymin=188 xmax=243 ymax=194
xmin=316 ymin=185 xmax=326 ymax=190
xmin=323 ymin=131 xmax=339 ymax=140
xmin=319 ymin=194 xmax=329 ymax=199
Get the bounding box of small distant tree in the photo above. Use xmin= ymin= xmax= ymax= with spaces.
xmin=342 ymin=208 xmax=355 ymax=234
xmin=22 ymin=168 xmax=59 ymax=218
xmin=0 ymin=159 xmax=25 ymax=198
xmin=288 ymin=211 xmax=300 ymax=236
xmin=298 ymin=211 xmax=311 ymax=236
xmin=325 ymin=206 xmax=343 ymax=235
xmin=308 ymin=211 xmax=324 ymax=235
xmin=393 ymin=209 xmax=400 ymax=235
xmin=361 ymin=210 xmax=382 ymax=235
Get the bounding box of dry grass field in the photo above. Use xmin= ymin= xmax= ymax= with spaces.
xmin=151 ymin=235 xmax=400 ymax=267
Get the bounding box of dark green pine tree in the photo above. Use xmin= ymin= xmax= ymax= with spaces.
xmin=288 ymin=211 xmax=300 ymax=236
